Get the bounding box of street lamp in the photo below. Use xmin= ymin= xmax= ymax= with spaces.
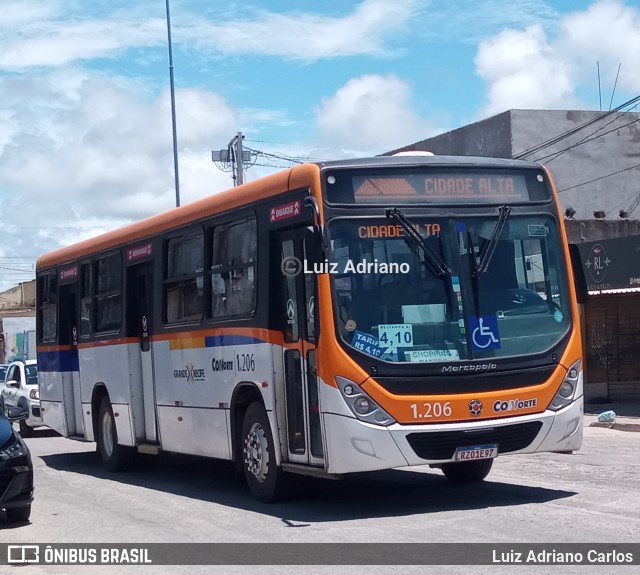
xmin=165 ymin=0 xmax=180 ymax=208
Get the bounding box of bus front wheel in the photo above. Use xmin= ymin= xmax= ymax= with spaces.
xmin=441 ymin=458 xmax=493 ymax=483
xmin=97 ymin=397 xmax=135 ymax=472
xmin=241 ymin=402 xmax=288 ymax=502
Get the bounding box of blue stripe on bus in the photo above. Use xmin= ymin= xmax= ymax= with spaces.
xmin=38 ymin=350 xmax=80 ymax=372
xmin=37 ymin=334 xmax=265 ymax=373
xmin=204 ymin=335 xmax=264 ymax=347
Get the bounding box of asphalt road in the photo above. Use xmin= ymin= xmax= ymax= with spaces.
xmin=1 ymin=419 xmax=639 ymax=574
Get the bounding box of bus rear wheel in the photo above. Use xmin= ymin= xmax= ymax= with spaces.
xmin=241 ymin=402 xmax=288 ymax=502
xmin=441 ymin=458 xmax=493 ymax=483
xmin=97 ymin=397 xmax=135 ymax=472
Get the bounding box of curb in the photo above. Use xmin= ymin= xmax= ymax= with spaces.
xmin=589 ymin=422 xmax=640 ymax=433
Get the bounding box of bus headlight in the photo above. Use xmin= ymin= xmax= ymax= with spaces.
xmin=336 ymin=376 xmax=395 ymax=426
xmin=354 ymin=397 xmax=371 ymax=414
xmin=549 ymin=360 xmax=581 ymax=411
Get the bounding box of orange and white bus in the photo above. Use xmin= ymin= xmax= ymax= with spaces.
xmin=36 ymin=154 xmax=583 ymax=501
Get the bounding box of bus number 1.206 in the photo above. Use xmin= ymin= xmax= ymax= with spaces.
xmin=410 ymin=402 xmax=452 ymax=419
xmin=236 ymin=353 xmax=255 ymax=372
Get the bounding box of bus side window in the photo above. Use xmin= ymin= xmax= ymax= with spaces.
xmin=80 ymin=263 xmax=93 ymax=336
xmin=38 ymin=273 xmax=58 ymax=343
xmin=210 ymin=216 xmax=256 ymax=319
xmin=95 ymin=254 xmax=122 ymax=333
xmin=165 ymin=232 xmax=204 ymax=324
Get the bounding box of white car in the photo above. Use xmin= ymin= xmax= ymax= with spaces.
xmin=1 ymin=360 xmax=42 ymax=437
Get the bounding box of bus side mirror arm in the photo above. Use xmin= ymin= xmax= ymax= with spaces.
xmin=304 ymin=195 xmax=320 ymax=223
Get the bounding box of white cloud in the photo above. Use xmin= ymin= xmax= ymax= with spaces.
xmin=188 ymin=0 xmax=421 ymax=60
xmin=474 ymin=0 xmax=640 ymax=115
xmin=561 ymin=0 xmax=640 ymax=91
xmin=315 ymin=74 xmax=438 ymax=152
xmin=0 ymin=18 xmax=165 ymax=69
xmin=0 ymin=69 xmax=249 ymax=289
xmin=0 ymin=0 xmax=58 ymax=27
xmin=423 ymin=0 xmax=559 ymax=42
xmin=475 ymin=25 xmax=575 ymax=115
xmin=0 ymin=0 xmax=421 ymax=69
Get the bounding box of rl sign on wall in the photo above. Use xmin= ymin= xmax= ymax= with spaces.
xmin=575 ymin=235 xmax=640 ymax=294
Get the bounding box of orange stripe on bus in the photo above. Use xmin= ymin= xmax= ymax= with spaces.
xmin=169 ymin=337 xmax=206 ymax=350
xmin=38 ymin=327 xmax=306 ymax=352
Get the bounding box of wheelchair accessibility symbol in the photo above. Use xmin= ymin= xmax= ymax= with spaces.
xmin=469 ymin=316 xmax=501 ymax=351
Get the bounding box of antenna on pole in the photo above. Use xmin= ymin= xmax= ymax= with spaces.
xmin=608 ymin=62 xmax=621 ymax=111
xmin=597 ymin=61 xmax=602 ymax=111
xmin=165 ymin=0 xmax=181 ymax=207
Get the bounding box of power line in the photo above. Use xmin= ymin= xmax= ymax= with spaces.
xmin=251 ymin=162 xmax=294 ymax=169
xmin=557 ymin=162 xmax=640 ymax=193
xmin=244 ymin=147 xmax=304 ymax=164
xmin=0 ymin=266 xmax=34 ymax=273
xmin=1 ymin=226 xmax=111 ymax=231
xmin=514 ymin=94 xmax=640 ymax=159
xmin=212 ymin=132 xmax=256 ymax=186
xmin=626 ymin=190 xmax=640 ymax=217
xmin=213 ymin=133 xmax=330 ymax=184
xmin=534 ymin=114 xmax=640 ymax=164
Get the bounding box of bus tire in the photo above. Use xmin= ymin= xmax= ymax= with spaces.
xmin=97 ymin=397 xmax=135 ymax=472
xmin=241 ymin=402 xmax=287 ymax=502
xmin=441 ymin=458 xmax=493 ymax=483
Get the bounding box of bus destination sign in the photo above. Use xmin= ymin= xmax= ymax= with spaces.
xmin=350 ymin=173 xmax=531 ymax=204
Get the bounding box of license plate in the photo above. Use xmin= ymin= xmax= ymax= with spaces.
xmin=454 ymin=444 xmax=498 ymax=461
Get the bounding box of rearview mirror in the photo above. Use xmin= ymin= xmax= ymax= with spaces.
xmin=6 ymin=380 xmax=19 ymax=389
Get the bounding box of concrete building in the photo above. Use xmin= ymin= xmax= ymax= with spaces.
xmin=0 ymin=280 xmax=36 ymax=362
xmin=390 ymin=109 xmax=640 ymax=222
xmin=390 ymin=110 xmax=640 ymax=401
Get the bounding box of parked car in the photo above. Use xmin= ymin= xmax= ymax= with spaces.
xmin=0 ymin=364 xmax=8 ymax=383
xmin=0 ymin=402 xmax=34 ymax=522
xmin=1 ymin=360 xmax=42 ymax=437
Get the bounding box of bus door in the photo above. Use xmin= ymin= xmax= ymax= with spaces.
xmin=58 ymin=279 xmax=84 ymax=436
xmin=277 ymin=228 xmax=324 ymax=467
xmin=126 ymin=262 xmax=158 ymax=443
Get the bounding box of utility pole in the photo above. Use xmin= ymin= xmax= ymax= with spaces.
xmin=212 ymin=132 xmax=253 ymax=187
xmin=234 ymin=132 xmax=245 ymax=186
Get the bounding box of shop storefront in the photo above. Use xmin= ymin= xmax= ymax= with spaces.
xmin=575 ymin=236 xmax=640 ymax=400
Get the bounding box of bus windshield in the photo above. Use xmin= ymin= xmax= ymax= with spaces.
xmin=329 ymin=215 xmax=571 ymax=364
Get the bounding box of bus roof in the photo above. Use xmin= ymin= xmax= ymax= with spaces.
xmin=316 ymin=154 xmax=542 ymax=171
xmin=37 ymin=155 xmax=544 ymax=270
xmin=37 ymin=163 xmax=316 ymax=270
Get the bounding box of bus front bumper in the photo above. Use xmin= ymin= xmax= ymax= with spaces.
xmin=324 ymin=395 xmax=583 ymax=474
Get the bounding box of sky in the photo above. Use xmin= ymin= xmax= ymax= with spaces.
xmin=1 ymin=0 xmax=640 ymax=290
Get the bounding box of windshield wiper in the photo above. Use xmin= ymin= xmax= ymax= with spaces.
xmin=385 ymin=207 xmax=450 ymax=277
xmin=475 ymin=205 xmax=511 ymax=277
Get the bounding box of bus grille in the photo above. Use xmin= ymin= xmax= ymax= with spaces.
xmin=405 ymin=421 xmax=543 ymax=460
